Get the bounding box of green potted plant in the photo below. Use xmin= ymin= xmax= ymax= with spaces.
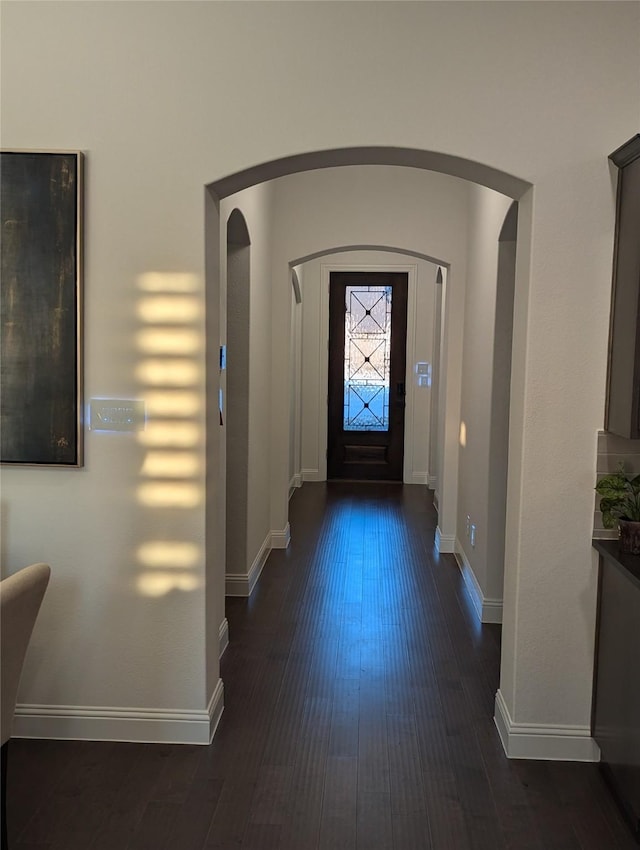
xmin=595 ymin=462 xmax=640 ymax=554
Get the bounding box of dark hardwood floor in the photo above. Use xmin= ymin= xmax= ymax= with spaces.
xmin=6 ymin=483 xmax=637 ymax=849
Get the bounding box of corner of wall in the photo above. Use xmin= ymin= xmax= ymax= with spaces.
xmin=494 ymin=690 xmax=600 ymax=762
xmin=435 ymin=525 xmax=455 ymax=553
xmin=454 ymin=540 xmax=503 ymax=624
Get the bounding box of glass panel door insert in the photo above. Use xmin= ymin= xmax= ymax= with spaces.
xmin=343 ymin=285 xmax=392 ymax=431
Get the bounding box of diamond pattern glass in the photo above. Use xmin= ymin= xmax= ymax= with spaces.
xmin=343 ymin=285 xmax=391 ymax=431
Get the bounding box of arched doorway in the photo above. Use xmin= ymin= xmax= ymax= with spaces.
xmin=204 ymin=148 xmax=533 ymax=751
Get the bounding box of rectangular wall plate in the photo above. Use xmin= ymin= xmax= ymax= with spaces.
xmin=90 ymin=399 xmax=146 ymax=431
xmin=415 ymin=361 xmax=431 ymax=386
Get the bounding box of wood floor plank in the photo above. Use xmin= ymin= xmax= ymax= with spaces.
xmin=318 ymin=756 xmax=358 ymax=850
xmin=162 ymin=776 xmax=225 ymax=850
xmin=241 ymin=823 xmax=282 ymax=850
xmin=16 ymin=742 xmax=124 ymax=848
xmin=329 ymin=678 xmax=360 ymax=758
xmin=247 ymin=765 xmax=293 ymax=826
xmin=149 ymin=744 xmax=203 ymax=804
xmin=127 ymin=801 xmax=178 ymax=850
xmin=422 ymin=770 xmax=470 ymax=850
xmin=386 ymin=713 xmax=427 ymax=818
xmin=358 ymin=713 xmax=390 ymax=795
xmin=390 ymin=811 xmax=432 ymax=850
xmin=277 ymin=697 xmax=331 ymax=850
xmin=202 ymin=779 xmax=255 ymax=849
xmin=356 ymin=791 xmax=392 ymax=850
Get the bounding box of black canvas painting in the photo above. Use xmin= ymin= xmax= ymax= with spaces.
xmin=1 ymin=151 xmax=83 ymax=465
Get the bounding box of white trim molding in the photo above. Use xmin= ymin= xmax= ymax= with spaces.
xmin=302 ymin=468 xmax=324 ymax=482
xmin=288 ymin=473 xmax=302 ymax=500
xmin=428 ymin=474 xmax=437 ymax=490
xmin=407 ymin=472 xmax=429 ymax=486
xmin=454 ymin=541 xmax=503 ymax=624
xmin=494 ymin=690 xmax=600 ymax=762
xmin=225 ymin=525 xmax=290 ymax=597
xmin=226 ymin=533 xmax=270 ymax=597
xmin=219 ymin=617 xmax=229 ymax=658
xmin=435 ymin=525 xmax=455 ymax=553
xmin=13 ymin=679 xmax=225 ymax=746
xmin=271 ymin=523 xmax=291 ymax=549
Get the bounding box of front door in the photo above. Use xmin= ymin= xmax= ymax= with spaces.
xmin=327 ymin=271 xmax=408 ymax=480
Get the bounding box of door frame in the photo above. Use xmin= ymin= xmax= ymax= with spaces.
xmin=317 ymin=262 xmax=424 ymax=483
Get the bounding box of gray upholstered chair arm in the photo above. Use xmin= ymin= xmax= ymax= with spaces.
xmin=0 ymin=563 xmax=51 ymax=746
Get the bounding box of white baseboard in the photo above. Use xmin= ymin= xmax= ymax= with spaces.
xmin=435 ymin=525 xmax=455 ymax=553
xmin=428 ymin=475 xmax=437 ymax=490
xmin=480 ymin=598 xmax=503 ymax=624
xmin=219 ymin=617 xmax=229 ymax=658
xmin=13 ymin=679 xmax=225 ymax=746
xmin=406 ymin=471 xmax=429 ymax=485
xmin=271 ymin=523 xmax=291 ymax=549
xmin=289 ymin=473 xmax=302 ymax=499
xmin=208 ymin=678 xmax=225 ymax=743
xmin=494 ymin=689 xmax=600 ymax=762
xmin=433 ymin=491 xmax=439 ymax=513
xmin=302 ymin=468 xmax=324 ymax=482
xmin=226 ymin=533 xmax=270 ymax=596
xmin=454 ymin=540 xmax=503 ymax=624
xmin=225 ymin=525 xmax=290 ymax=597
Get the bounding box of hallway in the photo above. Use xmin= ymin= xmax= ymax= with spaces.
xmin=7 ymin=484 xmax=636 ymax=849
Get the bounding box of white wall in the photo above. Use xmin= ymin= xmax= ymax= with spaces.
xmin=456 ymin=186 xmax=514 ymax=622
xmin=298 ymin=250 xmax=438 ymax=485
xmin=1 ymin=1 xmax=638 ymax=754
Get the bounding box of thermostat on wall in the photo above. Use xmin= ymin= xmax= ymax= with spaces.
xmin=90 ymin=399 xmax=146 ymax=431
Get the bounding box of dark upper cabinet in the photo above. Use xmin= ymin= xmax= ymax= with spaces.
xmin=605 ymin=134 xmax=640 ymax=439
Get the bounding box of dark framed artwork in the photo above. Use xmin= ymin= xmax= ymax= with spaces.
xmin=1 ymin=150 xmax=83 ymax=465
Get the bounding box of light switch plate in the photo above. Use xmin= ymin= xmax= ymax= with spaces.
xmin=415 ymin=362 xmax=432 ymax=386
xmin=90 ymin=399 xmax=146 ymax=431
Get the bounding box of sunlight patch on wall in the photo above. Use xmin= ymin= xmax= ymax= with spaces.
xmin=137 ymin=482 xmax=201 ymax=508
xmin=137 ymin=541 xmax=200 ymax=569
xmin=141 ymin=451 xmax=200 ymax=478
xmin=138 ymin=272 xmax=200 ymax=294
xmin=137 ymin=571 xmax=201 ymax=597
xmin=145 ymin=391 xmax=201 ymax=418
xmin=134 ymin=271 xmax=205 ymax=597
xmin=136 ymin=328 xmax=201 ymax=356
xmin=459 ymin=421 xmax=467 ymax=448
xmin=135 ymin=359 xmax=201 ymax=387
xmin=137 ymin=421 xmax=201 ymax=448
xmin=137 ymin=296 xmax=200 ymax=324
